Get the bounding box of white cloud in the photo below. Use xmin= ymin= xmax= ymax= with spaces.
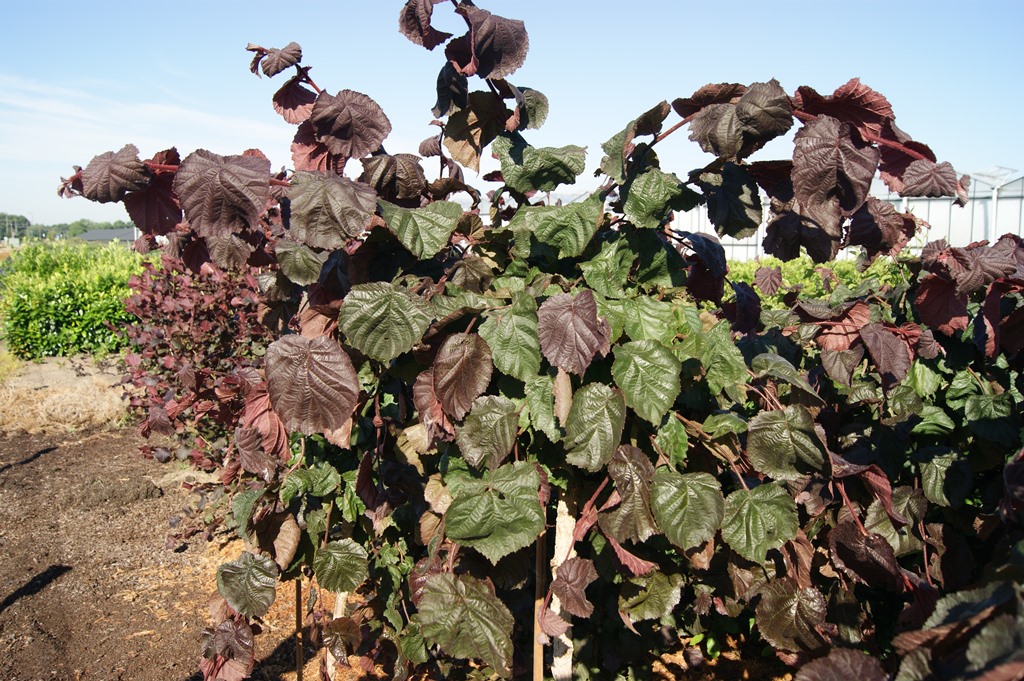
xmin=0 ymin=74 xmax=292 ymax=224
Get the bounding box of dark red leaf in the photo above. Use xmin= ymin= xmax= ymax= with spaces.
xmin=81 ymin=144 xmax=151 ymax=203
xmin=876 ymin=119 xmax=937 ymax=194
xmin=265 ymin=335 xmax=360 ymax=435
xmin=204 ymin=233 xmax=255 ymax=269
xmin=448 ymin=5 xmax=529 ymax=79
xmin=795 ymin=648 xmax=888 ymax=681
xmin=413 ymin=368 xmax=454 ymax=442
xmin=605 ymin=533 xmax=657 ymax=576
xmin=792 ymin=115 xmax=879 ymax=217
xmin=814 ymin=301 xmax=871 ymax=352
xmin=235 ymin=426 xmax=278 ymax=482
xmin=754 ymin=265 xmax=782 ymax=296
xmin=537 ymin=604 xmax=570 ymax=638
xmin=272 ymin=71 xmax=317 ymax=124
xmin=173 ymin=150 xmax=270 ymax=238
xmin=360 ymin=154 xmax=427 ymax=202
xmin=124 ymin=170 xmax=181 ymax=236
xmin=259 ymin=42 xmax=302 ymax=78
xmin=399 ymin=0 xmax=453 ymax=50
xmin=310 ymin=90 xmax=392 ymax=160
xmin=537 ymin=290 xmax=610 ymax=376
xmin=829 ymin=522 xmax=904 ymax=592
xmin=820 ymin=346 xmax=864 ymax=387
xmin=724 ymin=281 xmax=761 ymax=334
xmin=551 ymin=557 xmax=599 ymax=618
xmin=848 ymin=196 xmax=918 ymax=262
xmin=915 ymin=274 xmax=969 ymax=336
xmin=290 ymin=121 xmax=346 ymax=175
xmin=901 ymin=160 xmax=959 ymax=198
xmin=793 ymin=78 xmax=894 ymax=139
xmin=858 ymin=323 xmax=912 ymax=390
xmin=672 ymin=83 xmax=747 ymax=118
xmin=431 ymin=333 xmax=493 ymax=420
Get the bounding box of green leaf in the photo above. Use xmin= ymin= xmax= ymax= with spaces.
xmin=579 ymin=237 xmax=635 ymax=299
xmin=217 ymin=552 xmax=279 ymax=619
xmin=965 ymin=393 xmax=1018 ymax=446
xmin=865 ymin=487 xmax=925 ymax=556
xmin=445 ymin=461 xmax=544 ymax=564
xmin=751 ymin=352 xmax=823 ymax=405
xmin=598 ymin=446 xmax=658 ymax=544
xmin=654 ymin=418 xmax=689 ymax=468
xmin=231 ymin=489 xmax=263 ymax=538
xmin=911 ymin=406 xmax=956 ymax=436
xmin=478 ymin=294 xmax=541 ymax=381
xmin=378 ymin=199 xmax=462 ymax=259
xmin=908 ymin=360 xmax=943 ymax=400
xmin=651 ymin=469 xmax=724 ymax=550
xmin=612 ymin=340 xmax=681 ymax=425
xmin=721 ymin=483 xmax=799 ymax=564
xmin=339 ymin=282 xmax=432 ymax=362
xmin=456 ymin=396 xmax=519 ymax=469
xmin=281 ymin=461 xmax=342 ymax=505
xmin=702 ymin=412 xmax=747 ymax=437
xmin=519 ymin=88 xmax=549 ymax=131
xmin=623 ymin=296 xmax=678 ymax=345
xmin=918 ymin=449 xmax=972 ymax=508
xmin=508 ymin=192 xmax=603 ymax=258
xmin=746 ymin=405 xmax=826 ymax=481
xmin=678 ymin=322 xmax=748 ymax=399
xmin=563 ymin=383 xmax=626 ymax=472
xmin=698 ymin=163 xmax=762 ymax=239
xmin=599 ymin=120 xmax=632 ymax=183
xmin=492 ymin=136 xmax=586 ymax=193
xmin=619 ymin=571 xmax=684 ymax=624
xmin=417 ymin=573 xmax=514 ymax=678
xmin=623 ymin=167 xmax=698 ymax=229
xmin=443 ymin=91 xmax=506 ymax=172
xmin=524 ymin=375 xmax=560 ymax=442
xmin=313 ymin=539 xmax=369 ymax=592
xmin=286 ymin=171 xmax=377 ymax=249
xmin=275 ymin=239 xmax=325 ymax=286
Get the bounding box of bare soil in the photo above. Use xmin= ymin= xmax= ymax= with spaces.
xmin=0 ymin=356 xmax=792 ymax=681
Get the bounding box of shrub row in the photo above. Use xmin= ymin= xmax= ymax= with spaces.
xmin=0 ymin=241 xmax=143 ymax=359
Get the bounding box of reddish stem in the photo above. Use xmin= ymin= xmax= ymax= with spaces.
xmin=835 ymin=479 xmax=869 ymax=536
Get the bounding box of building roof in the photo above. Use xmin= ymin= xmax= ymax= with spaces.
xmin=75 ymin=228 xmax=136 ymax=243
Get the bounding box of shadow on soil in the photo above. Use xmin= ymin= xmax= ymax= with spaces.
xmin=0 ymin=564 xmax=72 ymax=615
xmin=0 ymin=445 xmax=58 ymax=475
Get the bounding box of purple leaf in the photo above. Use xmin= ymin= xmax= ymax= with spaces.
xmin=448 ymin=5 xmax=529 ymax=80
xmin=915 ymin=274 xmax=969 ymax=336
xmin=123 ymin=150 xmax=181 ymax=235
xmin=792 ymin=115 xmax=879 ymax=217
xmin=173 ymin=149 xmax=270 ymax=238
xmin=432 ymin=333 xmax=493 ymax=420
xmin=848 ymin=196 xmax=918 ymax=262
xmin=551 ymin=557 xmax=599 ymax=618
xmin=258 ymin=42 xmax=302 ymax=78
xmin=291 ymin=121 xmax=346 ymax=175
xmin=81 ymin=144 xmax=151 ymax=203
xmin=272 ymin=71 xmax=317 ymax=124
xmin=413 ymin=368 xmax=454 ymax=442
xmin=858 ymin=323 xmax=912 ymax=390
xmin=688 ymin=103 xmax=743 ymax=160
xmin=360 ymin=153 xmax=427 ymax=202
xmin=795 ymin=648 xmax=888 ymax=681
xmin=793 ymin=78 xmax=894 ymax=139
xmin=829 ymin=522 xmax=904 ymax=592
xmin=901 ymin=160 xmax=959 ymax=198
xmin=754 ymin=578 xmax=829 ymax=652
xmin=754 ymin=265 xmax=782 ymax=296
xmin=204 ymin=233 xmax=255 ymax=269
xmin=537 ymin=290 xmax=610 ymax=376
xmin=265 ymin=334 xmax=360 ymax=435
xmin=310 ymin=90 xmax=392 ymax=160
xmin=398 ymin=0 xmax=452 ymax=50
xmin=672 ymin=83 xmax=746 ymax=119
xmin=235 ymin=426 xmax=277 ymax=482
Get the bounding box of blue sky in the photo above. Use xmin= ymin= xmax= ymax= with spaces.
xmin=2 ymin=0 xmax=1022 ymax=225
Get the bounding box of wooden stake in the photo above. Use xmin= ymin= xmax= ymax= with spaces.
xmin=533 ymin=527 xmax=547 ymax=681
xmin=295 ymin=578 xmax=304 ymax=681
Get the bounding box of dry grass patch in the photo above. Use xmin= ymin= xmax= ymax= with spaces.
xmin=0 ymin=354 xmax=126 ymax=434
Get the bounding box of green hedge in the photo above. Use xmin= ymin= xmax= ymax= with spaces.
xmin=728 ymin=254 xmax=910 ymax=307
xmin=0 ymin=241 xmax=144 ymax=358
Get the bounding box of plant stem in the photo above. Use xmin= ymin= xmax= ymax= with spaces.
xmin=295 ymin=578 xmax=304 ymax=681
xmin=836 ymin=479 xmax=868 ymax=536
xmin=533 ymin=528 xmax=547 ymax=681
